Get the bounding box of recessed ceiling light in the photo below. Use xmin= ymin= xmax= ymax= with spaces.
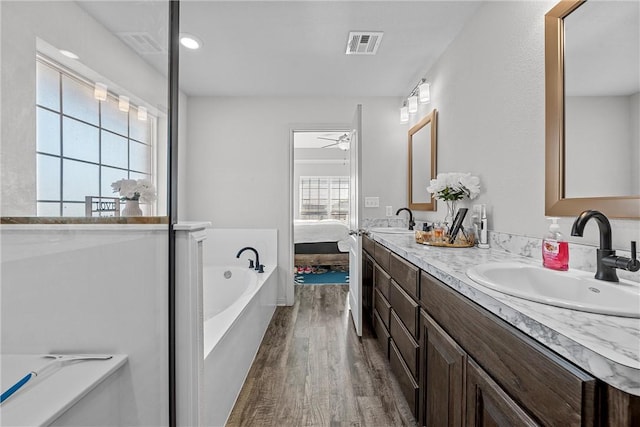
xmin=59 ymin=49 xmax=79 ymax=60
xmin=180 ymin=34 xmax=202 ymax=50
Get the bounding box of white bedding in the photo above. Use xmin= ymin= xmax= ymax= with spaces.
xmin=294 ymin=219 xmax=350 ymax=252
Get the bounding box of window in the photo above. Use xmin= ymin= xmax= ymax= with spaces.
xmin=35 ymin=57 xmax=156 ymax=216
xmin=299 ymin=176 xmax=349 ymax=221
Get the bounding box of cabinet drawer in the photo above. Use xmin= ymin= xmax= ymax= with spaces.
xmin=374 ymin=264 xmax=391 ymax=299
xmin=390 ymin=280 xmax=419 ymax=339
xmin=466 ymin=357 xmax=539 ymax=426
xmin=390 ymin=340 xmax=419 ymax=418
xmin=374 ymin=289 xmax=391 ymax=329
xmin=373 ymin=310 xmax=390 ymax=359
xmin=421 ymin=271 xmax=597 ymax=426
xmin=374 ymin=242 xmax=391 ymax=271
xmin=390 ymin=310 xmax=419 ymax=380
xmin=390 ymin=253 xmax=419 ymax=300
xmin=363 ymin=234 xmax=375 ymax=255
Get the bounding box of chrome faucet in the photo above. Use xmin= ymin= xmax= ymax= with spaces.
xmin=570 ymin=210 xmax=639 ymax=282
xmin=236 ymin=246 xmax=264 ymax=273
xmin=396 ymin=207 xmax=415 ymax=230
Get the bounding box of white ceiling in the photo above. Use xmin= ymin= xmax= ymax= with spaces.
xmin=79 ymin=1 xmax=484 ymax=97
xmin=295 ymin=131 xmax=350 ymax=149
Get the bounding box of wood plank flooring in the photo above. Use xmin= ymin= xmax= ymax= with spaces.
xmin=226 ymin=285 xmax=417 ymax=427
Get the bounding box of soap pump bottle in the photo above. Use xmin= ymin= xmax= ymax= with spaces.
xmin=542 ymin=217 xmax=569 ymax=271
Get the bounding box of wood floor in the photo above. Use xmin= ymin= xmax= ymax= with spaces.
xmin=226 ymin=285 xmax=417 ymax=427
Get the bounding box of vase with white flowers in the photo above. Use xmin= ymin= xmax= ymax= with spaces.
xmin=111 ymin=178 xmax=157 ymax=216
xmin=426 ymin=172 xmax=481 ymax=226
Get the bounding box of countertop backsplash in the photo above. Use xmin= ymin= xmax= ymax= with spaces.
xmin=363 ymin=217 xmax=640 ymax=284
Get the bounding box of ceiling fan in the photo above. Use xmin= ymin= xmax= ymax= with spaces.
xmin=317 ymin=133 xmax=350 ymax=150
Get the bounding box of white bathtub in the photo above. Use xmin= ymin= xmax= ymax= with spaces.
xmin=200 ymin=228 xmax=278 ymax=427
xmin=203 ymin=265 xmax=269 ymax=357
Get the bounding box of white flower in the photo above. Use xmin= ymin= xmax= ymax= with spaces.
xmin=426 ymin=172 xmax=481 ymax=201
xmin=459 ymin=173 xmax=480 ymax=199
xmin=112 ymin=178 xmax=157 ymax=203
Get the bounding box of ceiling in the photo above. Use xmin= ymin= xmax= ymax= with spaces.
xmin=294 ymin=131 xmax=350 ymax=149
xmin=79 ymin=1 xmax=484 ymax=97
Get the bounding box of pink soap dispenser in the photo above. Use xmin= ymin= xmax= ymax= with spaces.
xmin=542 ymin=217 xmax=569 ymax=271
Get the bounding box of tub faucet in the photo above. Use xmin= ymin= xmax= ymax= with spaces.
xmin=570 ymin=210 xmax=639 ymax=282
xmin=396 ymin=207 xmax=415 ymax=230
xmin=236 ymin=247 xmax=264 ymax=273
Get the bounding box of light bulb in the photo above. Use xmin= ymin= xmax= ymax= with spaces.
xmin=408 ymin=95 xmax=418 ymax=114
xmin=419 ymin=82 xmax=430 ymax=104
xmin=118 ymin=96 xmax=130 ymax=112
xmin=400 ymin=106 xmax=409 ymax=123
xmin=94 ymin=83 xmax=107 ymax=101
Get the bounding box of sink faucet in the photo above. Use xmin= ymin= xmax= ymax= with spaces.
xmin=236 ymin=246 xmax=264 ymax=273
xmin=570 ymin=210 xmax=639 ymax=282
xmin=396 ymin=207 xmax=415 ymax=230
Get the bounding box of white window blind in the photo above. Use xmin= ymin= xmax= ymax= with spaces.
xmin=299 ymin=176 xmax=349 ymax=221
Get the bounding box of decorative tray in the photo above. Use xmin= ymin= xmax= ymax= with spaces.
xmin=415 ymin=230 xmax=475 ymax=247
xmin=422 ymin=241 xmax=474 ymax=248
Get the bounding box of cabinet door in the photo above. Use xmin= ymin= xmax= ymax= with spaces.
xmin=362 ymin=252 xmax=374 ymax=324
xmin=466 ymin=358 xmax=539 ymax=427
xmin=419 ymin=310 xmax=466 ymax=427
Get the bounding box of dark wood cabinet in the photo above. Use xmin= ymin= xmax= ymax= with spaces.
xmin=466 ymin=358 xmax=539 ymax=427
xmin=419 ymin=310 xmax=466 ymax=427
xmin=362 ymin=252 xmax=374 ymax=325
xmin=363 ymin=240 xmax=638 ymax=427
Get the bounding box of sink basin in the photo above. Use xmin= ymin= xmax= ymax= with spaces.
xmin=466 ymin=262 xmax=640 ymax=318
xmin=368 ymin=227 xmax=415 ymax=235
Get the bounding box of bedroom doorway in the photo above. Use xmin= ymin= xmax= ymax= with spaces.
xmin=291 ymin=129 xmax=352 ymax=286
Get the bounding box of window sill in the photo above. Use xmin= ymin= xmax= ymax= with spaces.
xmin=1 ymin=216 xmax=169 ymax=225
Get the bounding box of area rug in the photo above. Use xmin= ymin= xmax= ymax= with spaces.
xmin=294 ymin=270 xmax=349 ymax=285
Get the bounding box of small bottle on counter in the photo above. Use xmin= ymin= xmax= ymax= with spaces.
xmin=542 ymin=217 xmax=569 ymax=271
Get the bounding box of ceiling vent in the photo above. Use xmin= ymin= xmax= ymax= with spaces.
xmin=117 ymin=32 xmax=166 ymax=55
xmin=345 ymin=31 xmax=383 ymax=55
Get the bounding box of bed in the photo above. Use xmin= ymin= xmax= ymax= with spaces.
xmin=294 ymin=219 xmax=350 ymax=268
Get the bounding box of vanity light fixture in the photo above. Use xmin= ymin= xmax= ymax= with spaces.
xmin=59 ymin=49 xmax=79 ymax=60
xmin=180 ymin=34 xmax=202 ymax=50
xmin=94 ymin=83 xmax=108 ymax=101
xmin=408 ymin=95 xmax=418 ymax=114
xmin=137 ymin=106 xmax=148 ymax=121
xmin=418 ymin=81 xmax=430 ymax=104
xmin=400 ymin=103 xmax=409 ymax=123
xmin=118 ymin=95 xmax=130 ymax=112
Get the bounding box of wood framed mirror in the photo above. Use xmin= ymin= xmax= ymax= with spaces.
xmin=408 ymin=109 xmax=437 ymax=211
xmin=545 ymin=0 xmax=640 ymax=218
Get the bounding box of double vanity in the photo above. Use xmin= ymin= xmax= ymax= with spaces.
xmin=362 ymin=231 xmax=639 ymax=426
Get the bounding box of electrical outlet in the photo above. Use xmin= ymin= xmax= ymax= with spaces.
xmin=386 ymin=206 xmax=393 ymax=216
xmin=365 ymin=197 xmax=379 ymax=208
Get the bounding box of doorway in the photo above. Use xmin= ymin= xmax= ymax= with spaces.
xmin=291 ymin=130 xmax=351 ymax=286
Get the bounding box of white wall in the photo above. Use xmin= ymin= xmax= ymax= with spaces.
xmin=1 ymin=225 xmax=169 ymax=426
xmin=185 ymin=97 xmax=404 ymax=304
xmin=406 ymin=0 xmax=639 ymax=249
xmin=0 ymin=1 xmax=171 ymax=216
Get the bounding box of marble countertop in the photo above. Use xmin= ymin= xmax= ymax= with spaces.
xmin=369 ymin=232 xmax=640 ymax=396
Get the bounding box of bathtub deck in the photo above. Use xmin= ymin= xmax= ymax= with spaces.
xmin=227 ymin=285 xmax=416 ymax=426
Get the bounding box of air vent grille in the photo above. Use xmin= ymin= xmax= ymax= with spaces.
xmin=345 ymin=31 xmax=383 ymax=55
xmin=118 ymin=32 xmax=166 ymax=55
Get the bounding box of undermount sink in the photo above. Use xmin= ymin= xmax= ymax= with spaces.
xmin=466 ymin=262 xmax=640 ymax=318
xmin=368 ymin=227 xmax=415 ymax=235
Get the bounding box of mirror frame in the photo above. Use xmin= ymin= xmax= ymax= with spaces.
xmin=545 ymin=0 xmax=640 ymax=219
xmin=408 ymin=109 xmax=438 ymax=211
